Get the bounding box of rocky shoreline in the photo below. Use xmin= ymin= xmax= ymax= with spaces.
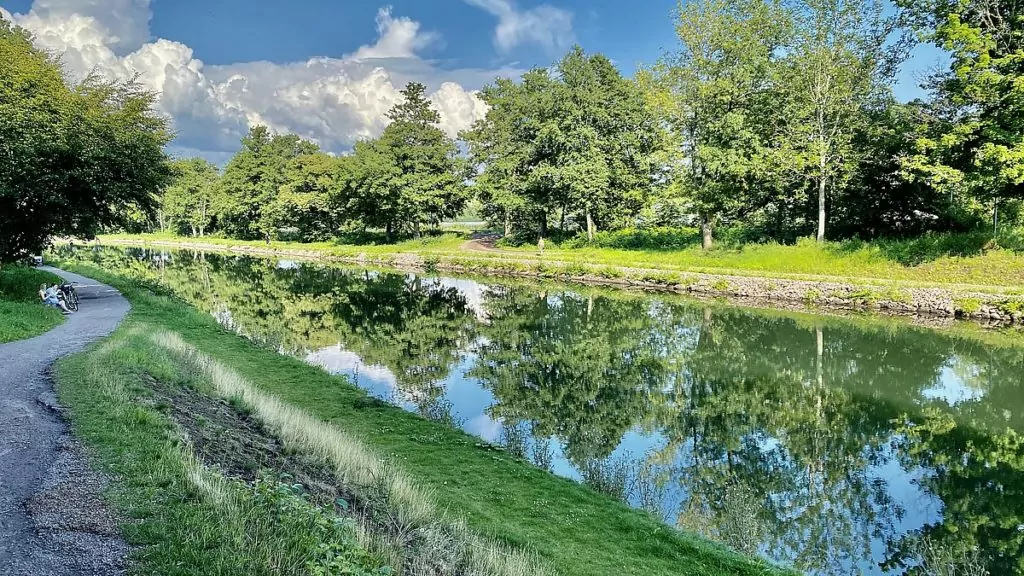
xmin=96 ymin=238 xmax=1024 ymax=325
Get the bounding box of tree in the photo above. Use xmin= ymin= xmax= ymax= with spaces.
xmin=162 ymin=158 xmax=220 ymax=237
xmin=218 ymin=126 xmax=319 ymax=241
xmin=344 ymin=83 xmax=468 ymax=241
xmin=556 ymin=48 xmax=666 ymax=240
xmin=465 ymin=48 xmax=664 ymax=242
xmin=0 ymin=21 xmax=172 ymax=262
xmin=642 ymin=0 xmax=790 ymax=249
xmin=780 ymin=0 xmax=905 ymax=241
xmin=463 ymin=71 xmax=561 ymax=238
xmin=898 ymin=0 xmax=1024 ymax=234
xmin=271 ymin=152 xmax=348 ymax=242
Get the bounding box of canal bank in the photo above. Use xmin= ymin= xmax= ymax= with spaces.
xmin=50 ymin=247 xmax=1019 ymax=575
xmin=49 ymin=256 xmax=792 ymax=576
xmin=94 ymin=236 xmax=1024 ymax=325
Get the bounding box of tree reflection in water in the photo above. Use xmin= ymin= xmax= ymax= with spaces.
xmin=61 ymin=245 xmax=1024 ymax=576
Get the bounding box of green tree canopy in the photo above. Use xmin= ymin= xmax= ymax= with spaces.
xmin=642 ymin=0 xmax=790 ymax=248
xmin=343 ymin=82 xmax=469 ymax=241
xmin=0 ymin=21 xmax=172 ymax=262
xmin=217 ymin=126 xmax=320 ymax=241
xmin=465 ymin=47 xmax=664 ymax=241
xmin=898 ymin=0 xmax=1024 ymax=233
xmin=161 ymin=158 xmax=220 ymax=237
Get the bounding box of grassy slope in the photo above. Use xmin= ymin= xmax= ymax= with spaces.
xmin=55 ymin=326 xmax=387 ymax=576
xmin=55 ymin=259 xmax=793 ymax=576
xmin=0 ymin=265 xmax=64 ymax=343
xmin=99 ymin=232 xmax=1024 ymax=290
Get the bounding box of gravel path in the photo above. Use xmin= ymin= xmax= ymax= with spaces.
xmin=0 ymin=267 xmax=130 ymax=576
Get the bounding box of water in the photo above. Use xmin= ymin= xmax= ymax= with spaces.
xmin=67 ymin=246 xmax=1024 ymax=575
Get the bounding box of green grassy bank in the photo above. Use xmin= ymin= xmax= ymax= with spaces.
xmin=52 ymin=259 xmax=791 ymax=576
xmin=98 ymin=230 xmax=1024 ymax=290
xmin=0 ymin=265 xmax=64 ymax=343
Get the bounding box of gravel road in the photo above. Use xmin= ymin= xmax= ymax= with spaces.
xmin=0 ymin=267 xmax=130 ymax=575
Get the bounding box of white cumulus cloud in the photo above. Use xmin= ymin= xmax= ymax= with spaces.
xmin=463 ymin=0 xmax=575 ymax=53
xmin=2 ymin=1 xmax=503 ymax=159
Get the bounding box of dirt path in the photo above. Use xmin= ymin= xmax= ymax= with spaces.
xmin=460 ymin=234 xmax=502 ymax=253
xmin=0 ymin=268 xmax=130 ymax=576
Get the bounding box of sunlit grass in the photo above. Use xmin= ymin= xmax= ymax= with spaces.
xmin=55 ymin=333 xmax=387 ymax=576
xmin=97 ymin=230 xmax=1024 ymax=289
xmin=152 ymin=329 xmax=546 ymax=576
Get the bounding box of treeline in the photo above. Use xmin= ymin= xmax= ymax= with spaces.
xmin=147 ymin=82 xmax=467 ymax=243
xmin=6 ymin=0 xmax=1016 ymax=254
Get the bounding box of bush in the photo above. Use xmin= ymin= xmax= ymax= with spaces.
xmin=562 ymin=227 xmax=701 ymax=250
xmin=871 ymin=231 xmax=1021 ymax=266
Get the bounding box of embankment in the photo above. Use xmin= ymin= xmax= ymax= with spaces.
xmin=96 ymin=236 xmax=1024 ymax=325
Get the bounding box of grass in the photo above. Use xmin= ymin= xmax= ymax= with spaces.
xmin=0 ymin=264 xmax=64 ymax=343
xmin=97 ymin=229 xmax=1024 ymax=291
xmin=55 ymin=326 xmax=391 ymax=576
xmin=52 ymin=257 xmax=793 ymax=576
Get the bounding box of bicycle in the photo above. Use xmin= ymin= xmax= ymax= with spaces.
xmin=59 ymin=282 xmax=80 ymax=312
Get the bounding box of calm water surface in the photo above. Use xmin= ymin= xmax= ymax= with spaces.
xmin=69 ymin=247 xmax=1024 ymax=575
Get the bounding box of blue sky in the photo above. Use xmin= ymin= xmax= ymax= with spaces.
xmin=1 ymin=0 xmax=947 ymax=159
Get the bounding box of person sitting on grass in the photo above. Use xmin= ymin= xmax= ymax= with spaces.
xmin=39 ymin=283 xmax=72 ymax=314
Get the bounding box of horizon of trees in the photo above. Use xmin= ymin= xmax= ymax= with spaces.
xmin=5 ymin=0 xmax=1022 ymax=260
xmin=145 ymin=0 xmax=1022 ymax=248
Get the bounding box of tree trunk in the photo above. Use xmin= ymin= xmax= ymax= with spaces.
xmin=414 ymin=221 xmax=421 ymax=239
xmin=586 ymin=209 xmax=596 ymax=242
xmin=700 ymin=217 xmax=713 ymax=251
xmin=539 ymin=215 xmax=548 ymax=242
xmin=190 ymin=225 xmax=197 ymax=238
xmin=816 ymin=155 xmax=827 ymax=242
xmin=993 ymin=202 xmax=1000 ymax=235
xmin=386 ymin=221 xmax=394 ymax=243
xmin=504 ymin=211 xmax=511 ymax=238
xmin=560 ymin=205 xmax=566 ymax=232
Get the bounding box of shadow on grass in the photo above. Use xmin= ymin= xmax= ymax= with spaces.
xmin=325 ymin=228 xmax=468 ymax=247
xmin=828 ymin=232 xmax=1021 ymax=266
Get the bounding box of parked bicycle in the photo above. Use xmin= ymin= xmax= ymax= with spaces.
xmin=59 ymin=282 xmax=80 ymax=312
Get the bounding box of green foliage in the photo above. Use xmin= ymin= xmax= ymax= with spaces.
xmin=780 ymin=0 xmax=905 ymax=241
xmin=954 ymin=297 xmax=983 ymax=315
xmin=642 ymin=0 xmax=790 ymax=247
xmin=342 ymin=83 xmax=469 ymax=241
xmin=161 ymin=158 xmax=220 ymax=237
xmin=218 ymin=126 xmax=321 ymax=241
xmin=563 ymin=227 xmax=702 ymax=250
xmin=0 ymin=21 xmax=172 ymax=262
xmin=898 ymin=0 xmax=1024 ymax=230
xmin=711 ymin=279 xmax=731 ymax=291
xmin=464 ymin=47 xmax=664 ymax=240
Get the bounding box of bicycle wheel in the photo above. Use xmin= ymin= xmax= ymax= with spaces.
xmin=63 ymin=286 xmax=79 ymax=312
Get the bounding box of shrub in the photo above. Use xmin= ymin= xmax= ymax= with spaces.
xmin=955 ymin=297 xmax=983 ymax=315
xmin=563 ymin=262 xmax=589 ymax=277
xmin=596 ymin=266 xmax=625 ymax=279
xmin=561 ymin=227 xmax=701 ymax=250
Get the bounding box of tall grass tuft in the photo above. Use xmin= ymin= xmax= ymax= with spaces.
xmin=152 ymin=330 xmax=548 ymax=576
